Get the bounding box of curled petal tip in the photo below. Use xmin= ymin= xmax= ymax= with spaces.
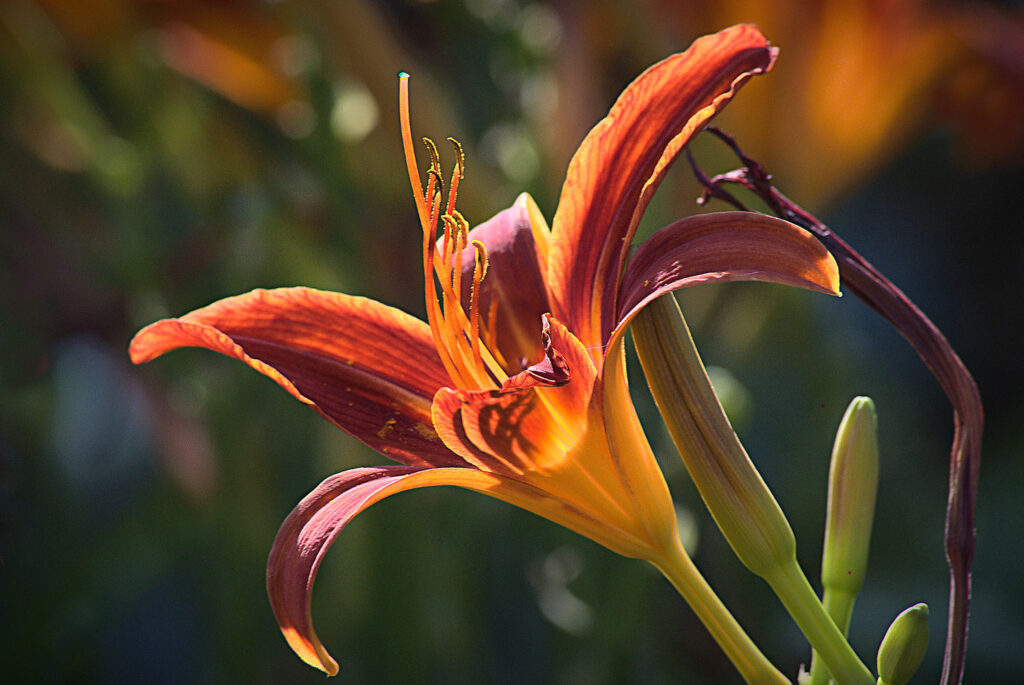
xmin=280 ymin=626 xmax=340 ymax=676
xmin=520 ymin=314 xmax=571 ymax=387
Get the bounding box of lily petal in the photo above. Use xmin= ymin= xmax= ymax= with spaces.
xmin=599 ymin=334 xmax=682 ymax=555
xmin=454 ymin=193 xmax=552 ymax=373
xmin=548 ymin=24 xmax=778 ymax=350
xmin=267 ymin=463 xmax=662 ymax=675
xmin=129 ymin=287 xmax=462 ymax=466
xmin=615 ymin=212 xmax=841 ymax=337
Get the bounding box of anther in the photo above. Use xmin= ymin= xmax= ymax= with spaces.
xmin=451 ymin=210 xmax=470 ymax=241
xmin=440 ymin=213 xmax=462 ymax=274
xmin=441 ymin=213 xmax=461 ymax=241
xmin=447 ymin=138 xmax=465 ymax=177
xmin=471 ymin=239 xmax=489 ymax=281
xmin=445 ymin=137 xmax=465 ymax=217
xmin=422 ymin=137 xmax=442 ymax=179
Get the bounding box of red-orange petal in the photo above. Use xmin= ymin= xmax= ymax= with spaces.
xmin=548 ymin=24 xmax=777 ymax=351
xmin=615 ymin=212 xmax=841 ymax=337
xmin=130 ymin=287 xmax=463 ymax=467
xmin=267 ymin=463 xmax=659 ymax=675
xmin=266 ymin=466 xmax=423 ymax=676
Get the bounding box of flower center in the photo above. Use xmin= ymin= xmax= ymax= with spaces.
xmin=399 ymin=73 xmax=508 ymax=392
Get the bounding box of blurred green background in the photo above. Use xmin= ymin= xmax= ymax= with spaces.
xmin=2 ymin=1 xmax=1022 ymax=683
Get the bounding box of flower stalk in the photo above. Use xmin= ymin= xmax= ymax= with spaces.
xmin=652 ymin=541 xmax=790 ymax=685
xmin=632 ymin=294 xmax=874 ymax=685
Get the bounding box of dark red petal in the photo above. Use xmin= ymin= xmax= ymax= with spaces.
xmin=130 ymin=287 xmax=463 ymax=467
xmin=266 ymin=463 xmax=660 ymax=675
xmin=266 ymin=466 xmax=423 ymax=676
xmin=453 ymin=193 xmax=551 ymax=373
xmin=615 ymin=212 xmax=840 ymax=336
xmin=548 ymin=25 xmax=777 ymax=349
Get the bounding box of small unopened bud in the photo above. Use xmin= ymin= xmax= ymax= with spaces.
xmin=808 ymin=397 xmax=880 ymax=685
xmin=822 ymin=397 xmax=879 ymax=613
xmin=877 ymin=603 xmax=929 ymax=685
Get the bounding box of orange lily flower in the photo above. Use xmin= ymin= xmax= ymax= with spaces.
xmin=130 ymin=25 xmax=839 ymax=676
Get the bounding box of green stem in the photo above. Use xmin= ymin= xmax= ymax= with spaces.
xmin=654 ymin=540 xmax=791 ymax=685
xmin=764 ymin=560 xmax=874 ymax=685
xmin=808 ymin=589 xmax=857 ymax=685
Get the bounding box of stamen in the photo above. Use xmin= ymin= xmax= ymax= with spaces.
xmin=482 ymin=301 xmax=505 ymax=367
xmin=469 ymin=240 xmax=489 ymax=369
xmin=424 ymin=139 xmax=444 ymax=238
xmin=450 ymin=209 xmax=469 ymax=236
xmin=471 ymin=239 xmax=489 ymax=281
xmin=438 ymin=215 xmax=461 ymax=274
xmin=446 ymin=137 xmax=465 ymax=219
xmin=447 ymin=137 xmax=465 ymax=173
xmin=450 ymin=211 xmax=468 ymax=303
xmin=427 ymin=176 xmax=443 ymax=238
xmin=440 ymin=208 xmax=452 ymax=272
xmin=426 ymin=174 xmax=441 ymax=231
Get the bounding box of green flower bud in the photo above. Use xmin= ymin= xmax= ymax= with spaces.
xmin=808 ymin=397 xmax=880 ymax=685
xmin=877 ymin=603 xmax=929 ymax=685
xmin=634 ymin=296 xmax=875 ymax=685
xmin=822 ymin=397 xmax=879 ymax=599
xmin=632 ymin=294 xmax=795 ymax=576
xmin=819 ymin=395 xmax=879 ymax=651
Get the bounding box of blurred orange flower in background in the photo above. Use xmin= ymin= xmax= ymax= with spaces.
xmin=535 ymin=0 xmax=1024 ymax=210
